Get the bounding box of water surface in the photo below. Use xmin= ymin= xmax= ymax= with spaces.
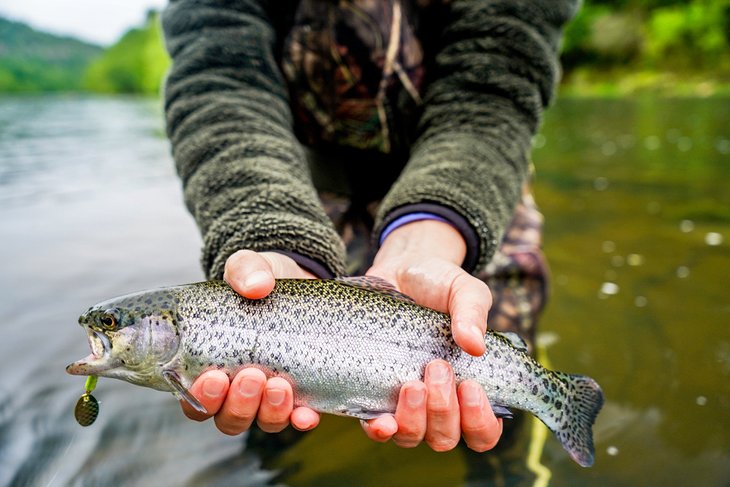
xmin=0 ymin=95 xmax=728 ymax=486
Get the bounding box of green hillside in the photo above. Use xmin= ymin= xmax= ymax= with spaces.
xmin=0 ymin=17 xmax=102 ymax=92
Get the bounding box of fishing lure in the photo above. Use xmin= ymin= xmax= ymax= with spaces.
xmin=74 ymin=375 xmax=99 ymax=426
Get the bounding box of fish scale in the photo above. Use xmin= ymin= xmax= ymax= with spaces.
xmin=67 ymin=278 xmax=603 ymax=467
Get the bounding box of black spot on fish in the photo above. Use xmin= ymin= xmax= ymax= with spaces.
xmin=542 ymin=395 xmax=550 ymax=403
xmin=555 ymin=400 xmax=562 ymax=410
xmin=532 ymin=385 xmax=538 ymax=395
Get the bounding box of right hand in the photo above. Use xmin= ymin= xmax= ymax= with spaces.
xmin=179 ymin=249 xmax=321 ymax=435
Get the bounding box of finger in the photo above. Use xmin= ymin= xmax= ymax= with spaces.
xmin=259 ymin=252 xmax=316 ymax=279
xmin=392 ymin=381 xmax=427 ymax=448
xmin=290 ymin=407 xmax=320 ymax=431
xmin=181 ymin=370 xmax=229 ymax=421
xmin=448 ymin=274 xmax=492 ymax=356
xmin=256 ymin=377 xmax=294 ymax=433
xmin=424 ymin=360 xmax=460 ymax=452
xmin=361 ymin=415 xmax=398 ymax=443
xmin=224 ymin=250 xmax=276 ymax=299
xmin=213 ymin=368 xmax=266 ymax=435
xmin=458 ymin=380 xmax=503 ymax=452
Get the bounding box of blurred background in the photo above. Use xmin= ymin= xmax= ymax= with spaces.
xmin=1 ymin=1 xmax=728 ymax=486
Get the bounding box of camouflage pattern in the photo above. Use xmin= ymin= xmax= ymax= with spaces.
xmin=282 ymin=0 xmax=425 ymax=153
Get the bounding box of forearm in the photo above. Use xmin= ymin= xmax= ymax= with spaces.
xmin=376 ymin=0 xmax=580 ymax=272
xmin=162 ymin=0 xmax=346 ymax=278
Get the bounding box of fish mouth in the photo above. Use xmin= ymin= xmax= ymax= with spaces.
xmin=88 ymin=328 xmax=109 ymax=358
xmin=66 ymin=327 xmax=119 ymax=376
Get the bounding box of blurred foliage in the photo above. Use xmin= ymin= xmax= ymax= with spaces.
xmin=561 ymin=0 xmax=730 ymax=95
xmin=1 ymin=2 xmax=729 ymax=96
xmin=83 ymin=11 xmax=169 ymax=94
xmin=0 ymin=17 xmax=102 ymax=92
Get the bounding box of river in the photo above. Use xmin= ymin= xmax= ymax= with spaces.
xmin=0 ymin=94 xmax=728 ymax=486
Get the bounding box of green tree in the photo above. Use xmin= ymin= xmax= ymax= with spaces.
xmin=84 ymin=10 xmax=170 ymax=94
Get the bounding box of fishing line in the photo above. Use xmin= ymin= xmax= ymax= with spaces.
xmin=526 ymin=341 xmax=553 ymax=487
xmin=44 ymin=427 xmax=79 ymax=487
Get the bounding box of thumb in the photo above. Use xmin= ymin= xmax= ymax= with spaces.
xmin=224 ymin=250 xmax=277 ymax=299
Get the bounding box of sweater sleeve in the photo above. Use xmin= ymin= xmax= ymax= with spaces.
xmin=375 ymin=0 xmax=579 ymax=273
xmin=162 ymin=0 xmax=346 ymax=279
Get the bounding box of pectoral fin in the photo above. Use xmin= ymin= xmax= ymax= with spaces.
xmin=162 ymin=370 xmax=207 ymax=414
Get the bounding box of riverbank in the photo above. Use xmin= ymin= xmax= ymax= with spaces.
xmin=560 ymin=68 xmax=730 ymax=98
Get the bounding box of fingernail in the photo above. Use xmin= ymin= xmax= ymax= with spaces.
xmin=202 ymin=378 xmax=225 ymax=398
xmin=462 ymin=383 xmax=482 ymax=408
xmin=239 ymin=377 xmax=261 ymax=398
xmin=405 ymin=386 xmax=425 ymax=408
xmin=244 ymin=271 xmax=270 ymax=290
xmin=428 ymin=362 xmax=449 ymax=384
xmin=266 ymin=388 xmax=285 ymax=406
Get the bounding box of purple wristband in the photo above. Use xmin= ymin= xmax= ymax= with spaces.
xmin=379 ymin=212 xmax=452 ymax=246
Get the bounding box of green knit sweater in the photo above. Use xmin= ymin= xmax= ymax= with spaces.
xmin=161 ymin=0 xmax=578 ymax=279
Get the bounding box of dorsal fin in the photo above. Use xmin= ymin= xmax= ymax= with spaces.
xmin=335 ymin=276 xmax=416 ymax=303
xmin=494 ymin=331 xmax=529 ymax=352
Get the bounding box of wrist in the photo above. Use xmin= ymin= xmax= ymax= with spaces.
xmin=377 ymin=204 xmax=479 ymax=272
xmin=375 ymin=219 xmax=467 ymax=267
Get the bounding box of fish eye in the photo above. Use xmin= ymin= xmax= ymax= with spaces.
xmin=99 ymin=314 xmax=116 ymax=330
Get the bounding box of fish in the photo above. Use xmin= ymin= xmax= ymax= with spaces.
xmin=66 ymin=277 xmax=604 ymax=466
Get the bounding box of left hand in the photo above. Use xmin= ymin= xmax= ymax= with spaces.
xmin=360 ymin=219 xmax=502 ymax=452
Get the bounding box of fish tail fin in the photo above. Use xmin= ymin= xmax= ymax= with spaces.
xmin=551 ymin=373 xmax=604 ymax=467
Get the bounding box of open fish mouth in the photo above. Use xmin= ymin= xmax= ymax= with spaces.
xmin=66 ymin=328 xmax=117 ymax=376
xmin=88 ymin=329 xmax=110 ymax=358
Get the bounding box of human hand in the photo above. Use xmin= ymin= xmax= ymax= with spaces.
xmin=361 ymin=219 xmax=502 ymax=452
xmin=180 ymin=250 xmax=321 ymax=435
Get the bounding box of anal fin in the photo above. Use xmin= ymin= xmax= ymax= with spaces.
xmin=337 ymin=406 xmax=391 ymax=420
xmin=490 ymin=403 xmax=514 ymax=420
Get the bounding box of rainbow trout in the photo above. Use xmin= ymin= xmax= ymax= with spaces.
xmin=66 ymin=278 xmax=603 ymax=466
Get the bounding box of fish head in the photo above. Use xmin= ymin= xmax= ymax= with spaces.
xmin=66 ymin=288 xmax=182 ymax=387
